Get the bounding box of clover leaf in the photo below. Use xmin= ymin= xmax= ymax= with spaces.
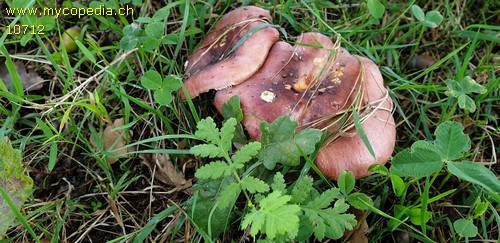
xmin=445 ymin=76 xmax=487 ymax=112
xmin=140 ymin=70 xmax=182 ymax=106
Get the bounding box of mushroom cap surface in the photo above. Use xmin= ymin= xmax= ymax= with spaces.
xmin=182 ymin=6 xmax=279 ymax=99
xmin=214 ymin=32 xmax=395 ymax=179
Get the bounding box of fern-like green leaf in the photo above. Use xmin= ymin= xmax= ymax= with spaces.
xmin=242 ymin=176 xmax=270 ymax=193
xmin=220 ymin=118 xmax=236 ymax=152
xmin=190 ymin=144 xmax=223 ymax=158
xmin=194 ymin=161 xmax=231 ymax=179
xmin=194 ymin=117 xmax=219 ymax=143
xmin=241 ymin=191 xmax=300 ymax=239
xmin=302 ymin=198 xmax=356 ymax=240
xmin=271 ymin=172 xmax=286 ymax=194
xmin=232 ymin=141 xmax=261 ymax=166
xmin=290 ymin=176 xmax=313 ymax=204
xmin=305 ymin=188 xmax=341 ymax=209
xmin=218 ymin=182 xmax=242 ymax=209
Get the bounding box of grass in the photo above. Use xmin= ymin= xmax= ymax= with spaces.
xmin=0 ymin=0 xmax=499 ymax=242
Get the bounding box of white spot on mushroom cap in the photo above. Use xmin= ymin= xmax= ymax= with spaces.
xmin=260 ymin=90 xmax=276 ymax=103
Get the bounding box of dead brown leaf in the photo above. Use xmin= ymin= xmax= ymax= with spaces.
xmin=90 ymin=118 xmax=133 ymax=164
xmin=139 ymin=153 xmax=188 ymax=187
xmin=0 ymin=61 xmax=44 ymax=91
xmin=343 ymin=208 xmax=369 ymax=243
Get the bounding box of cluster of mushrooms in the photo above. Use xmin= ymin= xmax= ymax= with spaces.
xmin=181 ymin=6 xmax=396 ymax=180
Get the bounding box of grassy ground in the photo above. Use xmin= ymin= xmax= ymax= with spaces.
xmin=0 ymin=0 xmax=499 ymax=242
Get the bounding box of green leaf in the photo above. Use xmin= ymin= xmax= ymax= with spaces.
xmin=453 ymin=219 xmax=478 ymax=237
xmin=405 ymin=207 xmax=432 ymax=226
xmin=271 ymin=172 xmax=286 ymax=194
xmin=338 ymin=171 xmax=355 ymax=195
xmin=302 ymin=197 xmax=356 ymax=240
xmin=258 ymin=116 xmax=322 ymax=169
xmin=195 ymin=161 xmax=231 ymax=179
xmin=423 ymin=10 xmax=443 ymax=28
xmin=242 ymin=176 xmax=270 ymax=193
xmin=232 ymin=141 xmax=261 ymax=166
xmin=153 ymin=88 xmax=173 ymax=106
xmin=222 ymin=95 xmax=243 ymax=122
xmin=352 ymin=109 xmax=376 ymax=159
xmin=218 ymin=182 xmax=242 ymax=209
xmin=347 ymin=192 xmax=374 ymax=210
xmin=141 ymin=70 xmax=162 ymax=90
xmin=460 ymin=76 xmax=487 ymax=94
xmin=241 ymin=191 xmax=300 ymax=239
xmin=190 ymin=144 xmax=223 ymax=158
xmin=75 ymin=40 xmax=96 ymax=64
xmin=194 ymin=117 xmax=219 ymax=144
xmin=221 ymin=95 xmax=246 ymax=144
xmin=187 ymin=176 xmax=236 ymax=238
xmin=220 ymin=118 xmax=236 ymax=152
xmin=390 ymin=174 xmax=405 ymax=197
xmin=433 ymin=121 xmax=471 ymax=161
xmin=368 ymin=164 xmax=388 ymax=175
xmin=162 ymin=75 xmax=182 ymax=91
xmin=0 ymin=138 xmax=34 ymax=236
xmin=445 ymin=76 xmax=485 ymax=112
xmin=447 ymin=161 xmax=500 ymax=193
xmin=391 ymin=141 xmax=444 ymax=177
xmin=305 ymin=188 xmax=341 ymax=210
xmin=367 ymin=0 xmax=385 ymax=19
xmin=290 ymin=176 xmax=313 ymax=204
xmin=145 ymin=21 xmax=164 ymax=39
xmin=411 ymin=5 xmax=425 ymax=22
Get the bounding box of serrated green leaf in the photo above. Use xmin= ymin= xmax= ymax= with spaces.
xmin=447 ymin=161 xmax=500 ymax=193
xmin=221 ymin=95 xmax=246 ymax=144
xmin=220 ymin=118 xmax=236 ymax=152
xmin=259 ymin=116 xmax=297 ymax=144
xmin=190 ymin=144 xmax=223 ymax=158
xmin=218 ymin=182 xmax=242 ymax=209
xmin=391 ymin=141 xmax=444 ymax=177
xmin=347 ymin=192 xmax=374 ymax=210
xmin=305 ymin=188 xmax=341 ymax=210
xmin=141 ymin=70 xmax=162 ymax=90
xmin=258 ymin=117 xmax=322 ymax=169
xmin=271 ymin=172 xmax=286 ymax=194
xmin=453 ymin=219 xmax=478 ymax=237
xmin=434 ymin=121 xmax=471 ymax=161
xmin=241 ymin=191 xmax=300 ymax=239
xmin=232 ymin=141 xmax=261 ymax=166
xmin=291 ymin=176 xmax=313 ymax=204
xmin=411 ymin=5 xmax=425 ymax=22
xmin=0 ymin=138 xmax=34 ymax=236
xmin=338 ymin=171 xmax=355 ymax=195
xmin=194 ymin=161 xmax=231 ymax=179
xmin=222 ymin=95 xmax=243 ymax=122
xmin=242 ymin=176 xmax=270 ymax=193
xmin=367 ymin=0 xmax=385 ymax=19
xmin=302 ymin=198 xmax=356 ymax=240
xmin=194 ymin=117 xmax=219 ymax=144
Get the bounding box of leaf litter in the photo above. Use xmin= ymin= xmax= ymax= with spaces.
xmin=0 ymin=61 xmax=44 ymax=91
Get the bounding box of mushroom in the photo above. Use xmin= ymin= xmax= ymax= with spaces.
xmin=181 ymin=6 xmax=279 ymax=99
xmin=214 ymin=32 xmax=396 ymax=179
